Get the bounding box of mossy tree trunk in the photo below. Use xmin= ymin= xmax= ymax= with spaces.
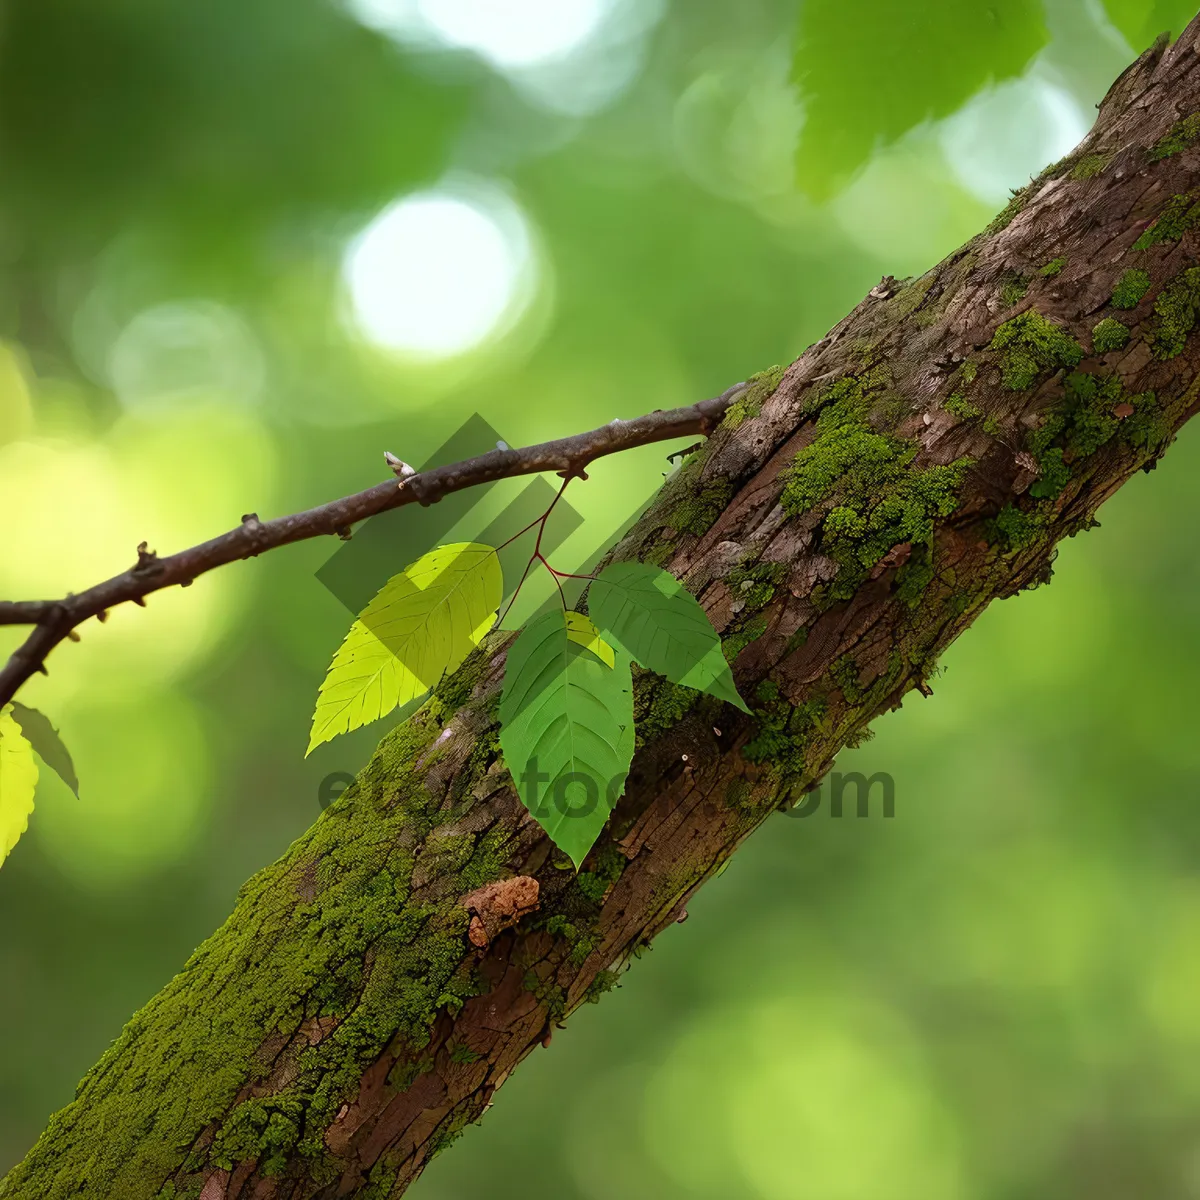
xmin=8 ymin=25 xmax=1200 ymax=1200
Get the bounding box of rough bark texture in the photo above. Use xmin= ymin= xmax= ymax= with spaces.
xmin=8 ymin=24 xmax=1200 ymax=1200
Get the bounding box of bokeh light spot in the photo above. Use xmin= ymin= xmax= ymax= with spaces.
xmin=418 ymin=0 xmax=604 ymax=68
xmin=645 ymin=993 xmax=965 ymax=1200
xmin=342 ymin=185 xmax=536 ymax=359
xmin=0 ymin=404 xmax=278 ymax=705
xmin=345 ymin=0 xmax=662 ymax=117
xmin=108 ymin=300 xmax=265 ymax=412
xmin=940 ymin=75 xmax=1091 ymax=205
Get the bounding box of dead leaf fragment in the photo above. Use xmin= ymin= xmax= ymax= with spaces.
xmin=461 ymin=876 xmax=540 ymax=948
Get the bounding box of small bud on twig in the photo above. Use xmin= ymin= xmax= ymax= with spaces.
xmin=384 ymin=451 xmax=416 ymax=478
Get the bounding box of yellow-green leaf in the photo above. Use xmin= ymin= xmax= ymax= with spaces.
xmin=307 ymin=542 xmax=502 ymax=755
xmin=564 ymin=611 xmax=615 ymax=669
xmin=0 ymin=703 xmax=38 ymax=869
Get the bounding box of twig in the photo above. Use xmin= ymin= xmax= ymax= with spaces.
xmin=0 ymin=381 xmax=749 ymax=707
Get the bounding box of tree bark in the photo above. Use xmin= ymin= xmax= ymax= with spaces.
xmin=8 ymin=24 xmax=1200 ymax=1200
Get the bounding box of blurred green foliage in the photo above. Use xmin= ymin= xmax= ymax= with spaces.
xmin=1101 ymin=0 xmax=1200 ymax=48
xmin=1 ymin=0 xmax=1199 ymax=1197
xmin=791 ymin=0 xmax=1047 ymax=198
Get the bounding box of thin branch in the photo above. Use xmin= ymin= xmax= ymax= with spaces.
xmin=537 ymin=553 xmax=569 ymax=610
xmin=0 ymin=600 xmax=61 ymax=623
xmin=0 ymin=382 xmax=749 ymax=708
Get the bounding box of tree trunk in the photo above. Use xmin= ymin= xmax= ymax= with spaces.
xmin=8 ymin=25 xmax=1200 ymax=1200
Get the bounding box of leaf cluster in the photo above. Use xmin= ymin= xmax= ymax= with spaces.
xmin=309 ymin=546 xmax=747 ymax=867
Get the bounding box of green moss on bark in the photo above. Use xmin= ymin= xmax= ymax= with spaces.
xmin=989 ymin=504 xmax=1046 ymax=553
xmin=1070 ymin=152 xmax=1113 ymax=179
xmin=988 ymin=311 xmax=1084 ymax=390
xmin=632 ymin=672 xmax=701 ymax=749
xmin=895 ymin=545 xmax=936 ymax=608
xmin=1091 ymin=318 xmax=1130 ymax=352
xmin=584 ymin=970 xmax=621 ymax=1003
xmin=1149 ymin=114 xmax=1200 ymax=161
xmin=1133 ymin=193 xmax=1200 ymax=249
xmin=0 ymin=710 xmax=516 ymax=1199
xmin=830 ymin=655 xmax=865 ymax=705
xmin=1111 ymin=268 xmax=1151 ymax=309
xmin=944 ymin=394 xmax=982 ymax=421
xmin=722 ymin=364 xmax=787 ymax=429
xmin=891 ymin=273 xmax=936 ymax=318
xmin=727 ymin=560 xmax=787 ymax=612
xmin=722 ymin=614 xmax=768 ymax=662
xmin=1149 ymin=266 xmax=1200 ymax=359
xmin=664 ymin=458 xmax=735 ymax=535
xmin=780 ymin=373 xmax=970 ymax=601
xmin=986 ymin=187 xmax=1028 ymax=234
xmin=744 ymin=680 xmax=828 ymax=782
xmin=574 ymin=843 xmax=627 ymax=904
xmin=999 ymin=271 xmax=1030 ymax=306
xmin=1020 ymin=370 xmax=1158 ymax=500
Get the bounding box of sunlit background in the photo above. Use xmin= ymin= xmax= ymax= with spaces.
xmin=2 ymin=0 xmax=1200 ymax=1195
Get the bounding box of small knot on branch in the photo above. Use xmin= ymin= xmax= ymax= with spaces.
xmin=334 ymin=525 xmax=353 ymax=542
xmin=132 ymin=542 xmax=160 ymax=575
xmin=406 ymin=473 xmax=444 ymax=507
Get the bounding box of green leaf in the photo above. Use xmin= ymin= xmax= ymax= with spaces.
xmin=588 ymin=561 xmax=750 ymax=713
xmin=564 ymin=611 xmax=615 ymax=668
xmin=10 ymin=702 xmax=79 ymax=798
xmin=791 ymin=0 xmax=1047 ymax=199
xmin=0 ymin=703 xmax=38 ymax=869
xmin=1100 ymin=0 xmax=1196 ymax=51
xmin=308 ymin=542 xmax=502 ymax=755
xmin=499 ymin=609 xmax=635 ymax=868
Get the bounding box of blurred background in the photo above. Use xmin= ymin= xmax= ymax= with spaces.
xmin=2 ymin=0 xmax=1200 ymax=1195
